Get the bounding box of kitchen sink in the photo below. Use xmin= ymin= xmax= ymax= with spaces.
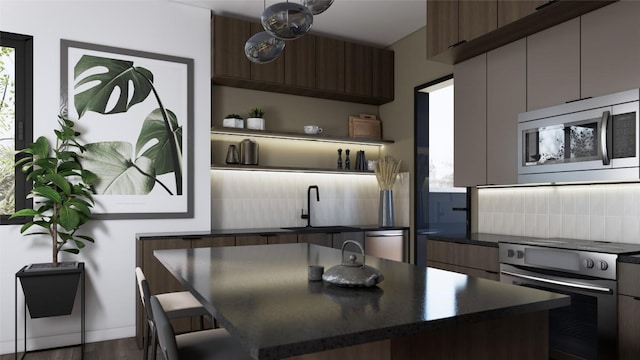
xmin=280 ymin=226 xmax=361 ymax=232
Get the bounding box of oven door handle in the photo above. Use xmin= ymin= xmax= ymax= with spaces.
xmin=501 ymin=270 xmax=613 ymax=294
xmin=600 ymin=110 xmax=610 ymax=165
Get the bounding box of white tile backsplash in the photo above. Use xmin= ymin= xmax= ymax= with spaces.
xmin=211 ymin=170 xmax=410 ymax=229
xmin=478 ymin=183 xmax=640 ymax=244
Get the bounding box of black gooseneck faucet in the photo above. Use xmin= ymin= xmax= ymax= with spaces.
xmin=301 ymin=185 xmax=319 ymax=227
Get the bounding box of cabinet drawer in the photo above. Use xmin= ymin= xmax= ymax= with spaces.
xmin=618 ymin=262 xmax=640 ymax=297
xmin=426 ymin=240 xmax=499 ymax=273
xmin=428 ymin=260 xmax=499 ymax=281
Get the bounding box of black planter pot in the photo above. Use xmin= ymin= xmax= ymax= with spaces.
xmin=17 ymin=262 xmax=82 ymax=318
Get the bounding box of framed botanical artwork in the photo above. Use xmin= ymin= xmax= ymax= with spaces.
xmin=60 ymin=39 xmax=194 ymax=219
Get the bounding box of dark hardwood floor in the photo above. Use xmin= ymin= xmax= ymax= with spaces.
xmin=0 ymin=337 xmax=143 ymax=360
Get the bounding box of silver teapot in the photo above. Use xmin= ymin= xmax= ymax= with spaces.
xmin=322 ymin=240 xmax=384 ymax=287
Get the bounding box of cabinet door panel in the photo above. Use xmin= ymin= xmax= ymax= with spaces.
xmin=331 ymin=232 xmax=364 ymax=249
xmin=487 ymin=38 xmax=526 ymax=185
xmin=285 ymin=34 xmax=316 ymax=88
xmin=345 ymin=42 xmax=372 ymax=97
xmin=527 ymin=18 xmax=580 ymax=110
xmin=497 ymin=0 xmax=547 ymax=27
xmin=458 ymin=1 xmax=497 ymax=43
xmin=250 ymin=23 xmax=285 ymax=84
xmin=581 ymin=1 xmax=640 ymax=98
xmin=298 ymin=233 xmax=332 ymax=247
xmin=191 ymin=236 xmax=235 ymax=248
xmin=618 ymin=294 xmax=640 ymax=358
xmin=426 ymin=0 xmax=458 ymax=58
xmin=236 ymin=235 xmax=268 ymax=246
xmin=268 ymin=233 xmax=298 ymax=244
xmin=212 ymin=15 xmax=251 ymax=79
xmin=315 ymin=37 xmax=345 ymax=92
xmin=426 ymin=240 xmax=499 ymax=273
xmin=454 ymin=54 xmax=487 ymax=186
xmin=372 ymin=47 xmax=394 ymax=101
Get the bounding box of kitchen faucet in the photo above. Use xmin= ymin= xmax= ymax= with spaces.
xmin=301 ymin=185 xmax=319 ymax=227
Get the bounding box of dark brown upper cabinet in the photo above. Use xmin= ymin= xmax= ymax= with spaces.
xmin=284 ymin=33 xmax=316 ymax=88
xmin=315 ymin=36 xmax=345 ymax=93
xmin=427 ymin=0 xmax=616 ymax=64
xmin=212 ymin=15 xmax=250 ymax=80
xmin=497 ymin=0 xmax=547 ymax=27
xmin=345 ymin=42 xmax=373 ymax=97
xmin=372 ymin=47 xmax=394 ymax=101
xmin=212 ymin=15 xmax=393 ymax=105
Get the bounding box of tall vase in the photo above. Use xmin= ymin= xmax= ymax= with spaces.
xmin=378 ymin=189 xmax=394 ymax=227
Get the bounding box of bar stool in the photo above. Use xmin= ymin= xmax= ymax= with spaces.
xmin=150 ymin=295 xmax=252 ymax=360
xmin=136 ymin=267 xmax=210 ymax=360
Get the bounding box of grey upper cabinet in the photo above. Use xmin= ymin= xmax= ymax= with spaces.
xmin=527 ymin=18 xmax=580 ymax=110
xmin=454 ymin=53 xmax=487 ymax=187
xmin=581 ymin=1 xmax=640 ymax=98
xmin=487 ymin=38 xmax=526 ymax=185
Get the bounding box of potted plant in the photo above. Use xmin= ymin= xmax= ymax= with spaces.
xmin=10 ymin=115 xmax=97 ymax=318
xmin=223 ymin=113 xmax=243 ymax=128
xmin=247 ymin=107 xmax=265 ymax=130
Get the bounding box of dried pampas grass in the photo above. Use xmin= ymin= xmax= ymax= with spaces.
xmin=374 ymin=156 xmax=401 ymax=190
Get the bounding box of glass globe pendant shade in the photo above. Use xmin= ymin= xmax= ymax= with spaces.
xmin=261 ymin=2 xmax=313 ymax=40
xmin=300 ymin=0 xmax=334 ymax=15
xmin=244 ymin=31 xmax=286 ymax=64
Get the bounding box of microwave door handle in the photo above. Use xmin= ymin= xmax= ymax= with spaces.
xmin=600 ymin=110 xmax=610 ymax=165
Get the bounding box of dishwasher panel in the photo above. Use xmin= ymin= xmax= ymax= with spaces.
xmin=364 ymin=230 xmax=407 ymax=262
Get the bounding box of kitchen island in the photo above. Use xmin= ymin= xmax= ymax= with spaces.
xmin=155 ymin=243 xmax=569 ymax=360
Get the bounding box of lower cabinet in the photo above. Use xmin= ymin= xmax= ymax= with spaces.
xmin=298 ymin=233 xmax=333 ymax=247
xmin=331 ymin=231 xmax=364 ymax=249
xmin=617 ymin=262 xmax=640 ymax=358
xmin=425 ymin=239 xmax=499 ymax=281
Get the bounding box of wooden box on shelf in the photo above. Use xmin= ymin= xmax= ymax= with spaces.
xmin=349 ymin=114 xmax=381 ymax=139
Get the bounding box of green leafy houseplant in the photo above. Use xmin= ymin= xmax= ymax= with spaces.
xmin=10 ymin=116 xmax=97 ymax=267
xmin=248 ymin=107 xmax=264 ymax=118
xmin=225 ymin=114 xmax=242 ymax=119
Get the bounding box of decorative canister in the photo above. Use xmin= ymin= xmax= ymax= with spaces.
xmin=240 ymin=139 xmax=259 ymax=165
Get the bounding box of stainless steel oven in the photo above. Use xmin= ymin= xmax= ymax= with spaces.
xmin=499 ymin=241 xmax=620 ymax=360
xmin=518 ymin=88 xmax=639 ymax=183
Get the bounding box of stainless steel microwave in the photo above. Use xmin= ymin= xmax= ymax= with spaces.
xmin=518 ymin=89 xmax=640 ymax=183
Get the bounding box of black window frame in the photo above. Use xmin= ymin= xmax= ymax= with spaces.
xmin=0 ymin=31 xmax=33 ymax=225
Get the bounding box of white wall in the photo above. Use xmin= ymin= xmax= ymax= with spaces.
xmin=0 ymin=0 xmax=211 ymax=354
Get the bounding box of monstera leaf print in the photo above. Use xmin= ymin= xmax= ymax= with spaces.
xmin=72 ymin=54 xmax=183 ymax=195
xmin=74 ymin=55 xmax=153 ymax=118
xmin=80 ymin=142 xmax=155 ymax=195
xmin=136 ymin=109 xmax=182 ymax=176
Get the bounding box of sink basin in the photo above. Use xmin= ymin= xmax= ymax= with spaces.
xmin=281 ymin=226 xmax=360 ymax=232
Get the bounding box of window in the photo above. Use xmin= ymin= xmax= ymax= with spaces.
xmin=0 ymin=32 xmax=33 ymax=224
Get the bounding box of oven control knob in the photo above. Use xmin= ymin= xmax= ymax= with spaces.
xmin=516 ymin=250 xmax=524 ymax=259
xmin=584 ymin=259 xmax=594 ymax=269
xmin=599 ymin=261 xmax=608 ymax=271
xmin=507 ymin=249 xmax=515 ymax=258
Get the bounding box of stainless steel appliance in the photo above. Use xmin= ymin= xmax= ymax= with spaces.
xmin=499 ymin=239 xmax=640 ymax=359
xmin=364 ymin=230 xmax=407 ymax=262
xmin=518 ymin=88 xmax=639 ymax=183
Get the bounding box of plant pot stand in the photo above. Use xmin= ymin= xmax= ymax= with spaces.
xmin=14 ymin=262 xmax=85 ymax=359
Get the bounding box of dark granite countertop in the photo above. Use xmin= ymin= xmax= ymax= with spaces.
xmin=137 ymin=225 xmax=409 ymax=239
xmin=155 ymin=243 xmax=569 ymax=360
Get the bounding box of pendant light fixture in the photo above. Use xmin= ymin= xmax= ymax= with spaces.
xmin=300 ymin=0 xmax=334 ymax=15
xmin=245 ymin=0 xmax=287 ymax=64
xmin=261 ymin=1 xmax=313 ymax=40
xmin=244 ymin=31 xmax=286 ymax=64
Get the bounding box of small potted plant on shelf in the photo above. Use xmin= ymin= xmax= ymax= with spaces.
xmin=247 ymin=107 xmax=265 ymax=130
xmin=10 ymin=115 xmax=97 ymax=318
xmin=223 ymin=114 xmax=244 ymax=129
